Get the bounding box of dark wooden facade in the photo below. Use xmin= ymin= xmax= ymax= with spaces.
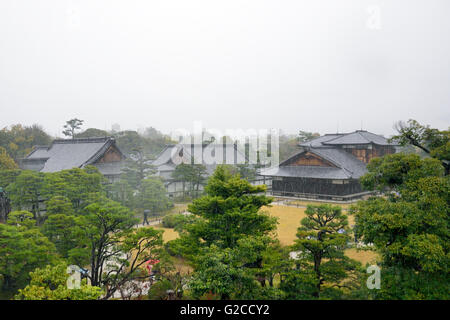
xmin=271 ymin=177 xmax=364 ymax=200
xmin=264 ymin=131 xmax=398 ymax=200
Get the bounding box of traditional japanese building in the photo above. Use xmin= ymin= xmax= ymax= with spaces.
xmin=260 ymin=130 xmax=397 ymax=200
xmin=19 ymin=137 xmax=125 ymax=181
xmin=152 ymin=143 xmax=256 ymax=196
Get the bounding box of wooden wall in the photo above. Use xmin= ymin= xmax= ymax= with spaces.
xmin=343 ymin=145 xmax=396 ymax=163
xmin=97 ymin=146 xmax=123 ymax=163
xmin=284 ymin=152 xmax=335 ymax=167
xmin=272 ymin=177 xmax=363 ymax=196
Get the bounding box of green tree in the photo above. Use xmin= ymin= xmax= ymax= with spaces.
xmin=175 ymin=165 xmax=276 ymax=253
xmin=62 ymin=118 xmax=84 ymax=139
xmin=392 ymin=119 xmax=449 ymax=174
xmin=360 ymin=153 xmax=444 ymax=193
xmin=298 ymin=130 xmax=320 ymax=143
xmin=171 ymin=162 xmax=207 ymax=198
xmin=234 ymin=164 xmax=256 ymax=181
xmin=6 ymin=210 xmax=36 ymax=229
xmin=0 ymin=124 xmax=51 ymax=160
xmin=0 ymin=169 xmax=21 ymax=189
xmin=78 ymin=198 xmax=165 ymax=299
xmin=42 ymin=166 xmax=106 ymax=211
xmin=121 ymin=145 xmax=156 ymax=190
xmin=291 ymin=204 xmax=361 ymax=299
xmin=106 ymin=179 xmax=135 ymax=209
xmin=234 ymin=236 xmax=290 ymax=289
xmin=6 ymin=170 xmax=45 ymax=223
xmin=352 ymin=153 xmax=449 ymax=299
xmin=42 ymin=213 xmax=89 ymax=266
xmin=0 ymin=221 xmax=58 ymax=297
xmin=0 ymin=147 xmax=17 ymax=170
xmin=15 ymin=262 xmax=103 ymax=300
xmin=277 ymin=133 xmax=297 ymax=162
xmin=188 ymin=245 xmax=259 ymax=300
xmin=45 ymin=195 xmax=74 ymax=216
xmin=76 ymin=128 xmax=109 ymax=138
xmin=135 ymin=178 xmax=172 ymax=216
xmin=169 ymin=166 xmax=279 ymax=299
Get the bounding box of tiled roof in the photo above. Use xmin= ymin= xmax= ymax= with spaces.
xmin=301 ymin=130 xmax=395 ymax=147
xmin=260 ymin=166 xmax=352 ymax=179
xmin=309 ymin=148 xmax=367 ymax=178
xmin=22 ymin=137 xmax=124 ymax=175
xmin=152 ymin=143 xmax=247 ymax=169
xmin=299 ymin=134 xmax=343 ymax=147
xmin=262 ymin=147 xmax=367 ymax=180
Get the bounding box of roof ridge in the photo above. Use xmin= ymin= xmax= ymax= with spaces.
xmin=355 ymin=130 xmax=370 ymax=143
xmin=53 ymin=137 xmax=112 ymax=144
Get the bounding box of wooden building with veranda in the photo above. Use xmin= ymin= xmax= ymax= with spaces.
xmin=260 ymin=130 xmax=397 ymax=201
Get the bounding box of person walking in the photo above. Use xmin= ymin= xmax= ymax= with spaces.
xmin=143 ymin=209 xmax=150 ymax=226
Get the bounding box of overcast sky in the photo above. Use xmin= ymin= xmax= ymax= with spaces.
xmin=0 ymin=0 xmax=449 ymax=137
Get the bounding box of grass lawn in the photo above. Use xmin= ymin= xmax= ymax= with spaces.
xmin=262 ymin=204 xmax=378 ymax=265
xmin=280 ymin=199 xmax=353 ymax=210
xmin=151 ymin=204 xmax=378 ymax=266
xmin=153 ymin=225 xmax=180 ymax=242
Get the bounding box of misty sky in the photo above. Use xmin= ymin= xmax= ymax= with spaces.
xmin=0 ymin=0 xmax=449 ymax=138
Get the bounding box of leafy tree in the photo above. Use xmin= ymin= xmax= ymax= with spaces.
xmin=121 ymin=145 xmax=156 ymax=190
xmin=352 ymin=153 xmax=449 ymax=299
xmin=234 ymin=236 xmax=290 ymax=289
xmin=6 ymin=210 xmax=36 ymax=229
xmin=360 ymin=153 xmax=444 ymax=193
xmin=0 ymin=169 xmax=21 ymax=189
xmin=173 ymin=165 xmax=276 ymax=255
xmin=15 ymin=262 xmax=103 ymax=300
xmin=0 ymin=221 xmax=58 ymax=296
xmin=106 ymin=179 xmax=135 ymax=209
xmin=135 ymin=178 xmax=172 ymax=215
xmin=392 ymin=119 xmax=449 ymax=174
xmin=113 ymin=130 xmax=145 ymax=156
xmin=42 ymin=213 xmax=89 ymax=266
xmin=278 ymin=133 xmax=301 ymax=162
xmin=77 ymin=198 xmax=165 ymax=299
xmin=113 ymin=128 xmax=172 ymax=157
xmin=6 ymin=170 xmax=45 ymax=222
xmin=162 ymin=213 xmax=198 ymax=232
xmin=42 ymin=166 xmax=106 ymax=211
xmin=45 ymin=195 xmax=74 ymax=216
xmin=298 ymin=130 xmax=320 ymax=143
xmin=291 ymin=204 xmax=361 ymax=299
xmin=62 ymin=118 xmax=84 ymax=139
xmin=188 ymin=245 xmax=259 ymax=300
xmin=234 ymin=164 xmax=257 ymax=181
xmin=169 ymin=166 xmax=279 ymax=299
xmin=0 ymin=147 xmax=17 ymax=170
xmin=76 ymin=128 xmax=109 ymax=138
xmin=171 ymin=162 xmax=208 ymax=198
xmin=0 ymin=124 xmax=51 ymax=160
xmin=171 ymin=163 xmax=191 ymax=198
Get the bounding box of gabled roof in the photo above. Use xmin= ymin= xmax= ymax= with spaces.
xmin=265 ymin=147 xmax=367 ymax=179
xmin=299 ymin=134 xmax=343 ymax=147
xmin=22 ymin=137 xmax=124 ymax=173
xmin=152 ymin=143 xmax=247 ymax=169
xmin=300 ymin=130 xmax=396 ymax=147
xmin=260 ymin=166 xmax=353 ymax=180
